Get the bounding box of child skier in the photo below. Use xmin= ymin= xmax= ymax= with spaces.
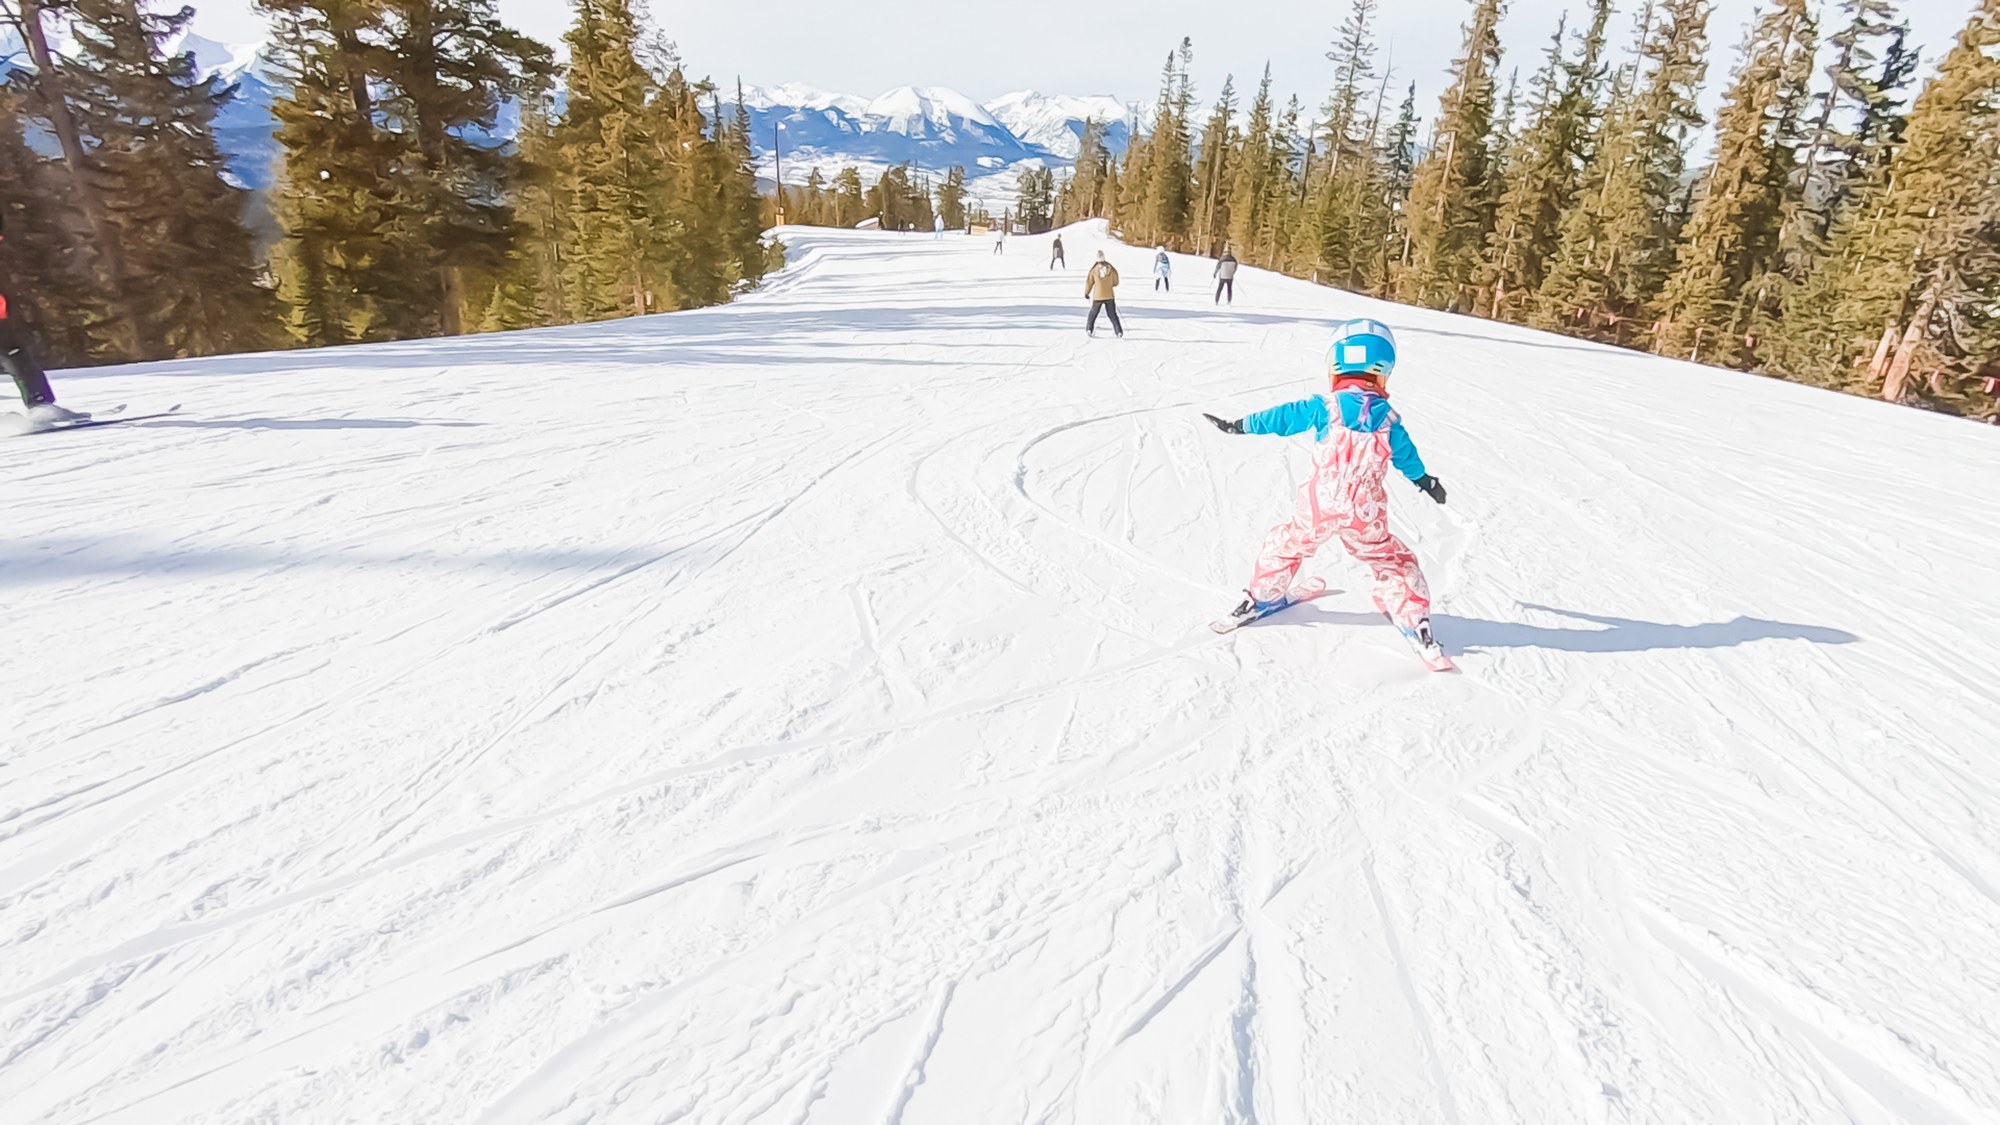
xmin=1202 ymin=318 xmax=1452 ymax=668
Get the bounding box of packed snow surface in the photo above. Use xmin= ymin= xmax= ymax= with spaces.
xmin=5 ymin=224 xmax=2000 ymax=1124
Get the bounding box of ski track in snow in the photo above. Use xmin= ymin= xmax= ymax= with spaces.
xmin=4 ymin=223 xmax=2000 ymax=1124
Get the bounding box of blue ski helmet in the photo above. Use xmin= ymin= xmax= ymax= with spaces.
xmin=1327 ymin=318 xmax=1397 ymax=379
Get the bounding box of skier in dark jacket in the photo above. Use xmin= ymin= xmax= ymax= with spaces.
xmin=0 ymin=213 xmax=82 ymax=426
xmin=1213 ymin=249 xmax=1239 ymax=304
xmin=1050 ymin=235 xmax=1066 ymax=270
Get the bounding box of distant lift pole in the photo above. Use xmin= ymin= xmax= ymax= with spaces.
xmin=774 ymin=120 xmax=786 ymax=225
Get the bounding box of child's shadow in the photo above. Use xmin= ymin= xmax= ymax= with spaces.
xmin=1274 ymin=601 xmax=1857 ymax=655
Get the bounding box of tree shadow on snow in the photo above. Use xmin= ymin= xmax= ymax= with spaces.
xmin=0 ymin=537 xmax=684 ymax=588
xmin=144 ymin=417 xmax=486 ymax=431
xmin=1278 ymin=601 xmax=1857 ymax=654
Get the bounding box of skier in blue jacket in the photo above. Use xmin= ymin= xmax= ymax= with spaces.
xmin=1203 ymin=318 xmax=1450 ymax=665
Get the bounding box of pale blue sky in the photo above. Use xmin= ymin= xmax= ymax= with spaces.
xmin=188 ymin=0 xmax=1973 ymax=122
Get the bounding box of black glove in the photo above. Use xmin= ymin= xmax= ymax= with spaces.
xmin=1413 ymin=474 xmax=1448 ymax=504
xmin=1203 ymin=413 xmax=1244 ymax=434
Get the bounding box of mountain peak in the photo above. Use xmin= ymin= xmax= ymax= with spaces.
xmin=864 ymin=86 xmax=1002 ymax=131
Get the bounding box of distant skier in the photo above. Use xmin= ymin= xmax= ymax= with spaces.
xmin=934 ymin=214 xmax=945 ymax=239
xmin=1153 ymin=247 xmax=1172 ymax=292
xmin=1050 ymin=235 xmax=1066 ymax=270
xmin=1213 ymin=249 xmax=1238 ymax=304
xmin=1201 ymin=318 xmax=1452 ymax=668
xmin=0 ymin=214 xmax=84 ymax=428
xmin=1084 ymin=251 xmax=1123 ymax=338
xmin=994 ymin=225 xmax=1006 ymax=255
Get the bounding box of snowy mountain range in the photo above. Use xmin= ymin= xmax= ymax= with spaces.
xmin=3 ymin=31 xmax=1134 ymax=201
xmin=2 ymin=28 xmax=286 ymax=189
xmin=740 ymin=83 xmax=1132 ymax=203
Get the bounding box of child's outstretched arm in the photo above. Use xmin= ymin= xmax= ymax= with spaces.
xmin=1203 ymin=395 xmax=1330 ymax=440
xmin=1386 ymin=413 xmax=1448 ymax=503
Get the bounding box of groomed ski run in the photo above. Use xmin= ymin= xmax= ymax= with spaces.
xmin=4 ymin=223 xmax=1999 ymax=1124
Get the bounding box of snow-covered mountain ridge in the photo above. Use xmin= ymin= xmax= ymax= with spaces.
xmin=3 ymin=32 xmax=1134 ymax=196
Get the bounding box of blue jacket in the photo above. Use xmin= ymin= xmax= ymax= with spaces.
xmin=1240 ymin=387 xmax=1428 ymax=481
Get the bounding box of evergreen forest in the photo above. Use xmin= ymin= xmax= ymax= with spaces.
xmin=3 ymin=0 xmax=1997 ymax=418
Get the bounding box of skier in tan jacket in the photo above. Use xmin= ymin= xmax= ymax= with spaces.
xmin=1085 ymin=251 xmax=1123 ymax=338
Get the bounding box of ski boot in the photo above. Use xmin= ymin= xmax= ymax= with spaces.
xmin=1398 ymin=617 xmax=1456 ymax=672
xmin=1209 ymin=579 xmax=1329 ymax=634
xmin=26 ymin=403 xmax=91 ymax=428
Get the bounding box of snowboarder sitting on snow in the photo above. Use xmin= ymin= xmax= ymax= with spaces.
xmin=1203 ymin=318 xmax=1448 ymax=656
xmin=0 ymin=213 xmax=83 ymax=426
xmin=1153 ymin=246 xmax=1172 ymax=291
xmin=1085 ymin=251 xmax=1123 ymax=337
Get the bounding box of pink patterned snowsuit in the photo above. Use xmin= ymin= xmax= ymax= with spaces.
xmin=1241 ymin=382 xmax=1432 ymax=629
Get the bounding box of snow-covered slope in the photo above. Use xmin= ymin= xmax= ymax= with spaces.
xmin=5 ymin=225 xmax=2000 ymax=1124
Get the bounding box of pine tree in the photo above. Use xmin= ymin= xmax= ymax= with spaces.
xmin=1816 ymin=0 xmax=2000 ymax=409
xmin=1148 ymin=38 xmax=1197 ymax=244
xmin=1534 ymin=0 xmax=1710 ymax=341
xmin=797 ymin=167 xmax=829 ymax=224
xmin=1296 ymin=1 xmax=1394 ymax=287
xmin=1398 ymin=0 xmax=1506 ymax=310
xmin=1762 ymin=5 xmax=1920 ymax=375
xmin=715 ymin=83 xmax=774 ymax=292
xmin=1490 ymin=65 xmax=1521 ymax=182
xmin=376 ymin=0 xmax=552 ymax=336
xmin=1379 ymin=81 xmax=1422 ymax=292
xmin=1322 ymin=0 xmax=1379 ymax=179
xmin=0 ymin=84 xmax=97 ymax=363
xmin=553 ymin=0 xmax=657 ymax=320
xmin=1070 ymin=118 xmax=1113 ymax=219
xmin=1192 ymin=76 xmax=1235 ymax=253
xmin=937 ymin=165 xmax=968 ymax=229
xmin=480 ymin=80 xmax=563 ymax=330
xmin=1114 ymin=57 xmax=1169 ymax=237
xmin=1480 ymin=0 xmax=1614 ymax=319
xmin=63 ymin=0 xmax=270 ymax=359
xmin=1225 ymin=67 xmax=1277 ymax=260
xmin=1796 ymin=0 xmax=1905 ymax=238
xmin=7 ymin=0 xmax=146 ymax=355
xmin=664 ymin=80 xmax=731 ymax=306
xmin=1260 ymin=96 xmax=1307 ymax=267
xmin=1014 ymin=166 xmax=1056 ymax=231
xmin=260 ymin=0 xmax=413 ymax=344
xmin=1654 ymin=0 xmax=1815 ymax=362
xmin=833 ymin=167 xmax=866 ymax=227
xmin=1850 ymin=22 xmax=1920 ymax=182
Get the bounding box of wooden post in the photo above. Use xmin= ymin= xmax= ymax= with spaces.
xmin=1865 ymin=323 xmax=1897 ymax=390
xmin=1882 ymin=276 xmax=1942 ymax=403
